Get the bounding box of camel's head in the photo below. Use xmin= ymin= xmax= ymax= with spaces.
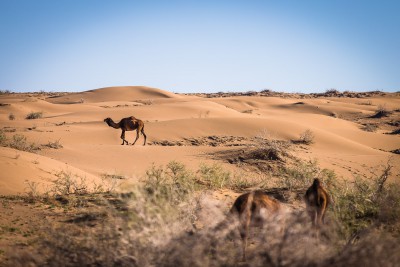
xmin=104 ymin=118 xmax=112 ymax=125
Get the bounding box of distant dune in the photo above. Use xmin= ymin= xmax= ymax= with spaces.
xmin=46 ymin=86 xmax=180 ymax=104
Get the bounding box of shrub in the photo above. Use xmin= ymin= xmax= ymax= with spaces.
xmin=372 ymin=104 xmax=391 ymax=118
xmin=252 ymin=130 xmax=290 ymax=161
xmin=8 ymin=113 xmax=15 ymax=120
xmin=362 ymin=123 xmax=378 ymax=132
xmin=0 ymin=89 xmax=11 ymax=94
xmin=144 ymin=161 xmax=198 ymax=204
xmin=51 ymin=171 xmax=89 ymax=196
xmin=298 ymin=129 xmax=315 ymax=144
xmin=331 ymin=160 xmax=400 ymax=239
xmin=325 ymin=88 xmax=340 ymax=95
xmin=0 ymin=130 xmax=6 ymax=145
xmin=26 ymin=112 xmax=43 ymax=120
xmin=42 ymin=139 xmax=63 ymax=149
xmin=278 ymin=159 xmax=336 ymax=192
xmin=198 ymin=163 xmax=231 ymax=189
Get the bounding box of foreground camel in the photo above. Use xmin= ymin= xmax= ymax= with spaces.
xmin=230 ymin=191 xmax=281 ymax=261
xmin=304 ymin=178 xmax=330 ymax=228
xmin=104 ymin=116 xmax=147 ymax=146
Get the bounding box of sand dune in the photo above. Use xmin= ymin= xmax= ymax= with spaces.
xmin=46 ymin=86 xmax=180 ymax=104
xmin=0 ymin=88 xmax=399 ymax=195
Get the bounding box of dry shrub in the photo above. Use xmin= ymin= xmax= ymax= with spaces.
xmin=298 ymin=129 xmax=315 ymax=145
xmin=362 ymin=123 xmax=378 ymax=132
xmin=0 ymin=130 xmax=6 ymax=145
xmin=371 ymin=104 xmax=391 ymax=118
xmin=42 ymin=139 xmax=63 ymax=149
xmin=252 ymin=130 xmax=290 ymax=161
xmin=8 ymin=134 xmax=40 ymax=153
xmin=8 ymin=113 xmax=15 ymax=120
xmin=331 ymin=159 xmax=400 ymax=239
xmin=26 ymin=111 xmax=43 ymax=119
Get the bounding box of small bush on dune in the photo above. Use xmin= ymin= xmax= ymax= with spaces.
xmin=298 ymin=129 xmax=315 ymax=144
xmin=252 ymin=130 xmax=290 ymax=161
xmin=8 ymin=113 xmax=15 ymax=120
xmin=26 ymin=111 xmax=43 ymax=119
xmin=42 ymin=139 xmax=63 ymax=149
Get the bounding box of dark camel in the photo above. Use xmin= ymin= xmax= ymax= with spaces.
xmin=304 ymin=178 xmax=330 ymax=228
xmin=104 ymin=116 xmax=147 ymax=146
xmin=230 ymin=191 xmax=281 ymax=261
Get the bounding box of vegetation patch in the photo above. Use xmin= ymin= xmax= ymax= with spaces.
xmin=8 ymin=113 xmax=15 ymax=120
xmin=361 ymin=123 xmax=378 ymax=132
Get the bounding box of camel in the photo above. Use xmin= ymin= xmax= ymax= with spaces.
xmin=230 ymin=191 xmax=281 ymax=261
xmin=304 ymin=178 xmax=330 ymax=228
xmin=104 ymin=116 xmax=147 ymax=146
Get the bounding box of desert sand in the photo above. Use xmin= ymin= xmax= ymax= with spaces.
xmin=0 ymin=86 xmax=399 ymax=195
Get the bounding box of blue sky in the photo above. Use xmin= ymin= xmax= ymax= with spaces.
xmin=1 ymin=0 xmax=399 ymax=93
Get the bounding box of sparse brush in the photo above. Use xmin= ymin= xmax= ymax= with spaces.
xmin=8 ymin=113 xmax=15 ymax=120
xmin=8 ymin=134 xmax=40 ymax=153
xmin=25 ymin=111 xmax=43 ymax=119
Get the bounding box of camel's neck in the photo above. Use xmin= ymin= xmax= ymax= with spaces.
xmin=106 ymin=119 xmax=121 ymax=129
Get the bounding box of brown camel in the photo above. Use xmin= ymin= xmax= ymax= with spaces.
xmin=304 ymin=178 xmax=330 ymax=228
xmin=230 ymin=191 xmax=281 ymax=261
xmin=104 ymin=116 xmax=147 ymax=146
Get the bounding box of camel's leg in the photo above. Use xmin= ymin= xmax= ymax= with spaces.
xmin=132 ymin=129 xmax=140 ymax=145
xmin=141 ymin=127 xmax=147 ymax=146
xmin=121 ymin=130 xmax=128 ymax=145
xmin=317 ymin=206 xmax=325 ymax=227
xmin=321 ymin=202 xmax=327 ymax=225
